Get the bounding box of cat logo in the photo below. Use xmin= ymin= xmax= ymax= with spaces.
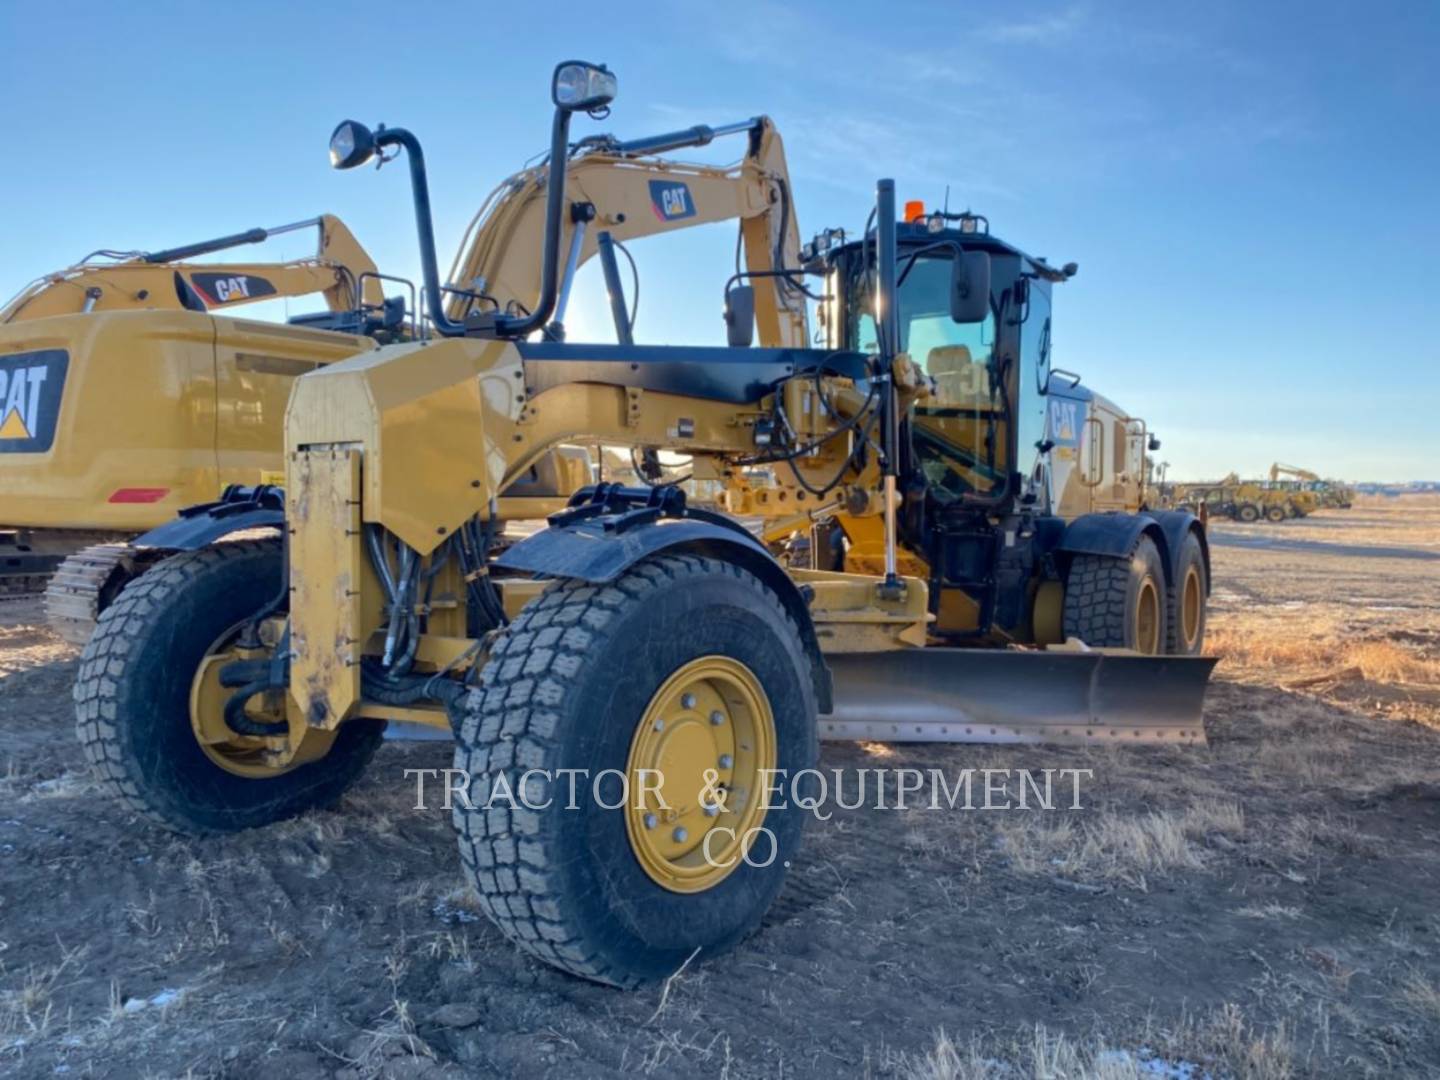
xmin=0 ymin=349 xmax=68 ymax=453
xmin=648 ymin=180 xmax=696 ymax=222
xmin=1047 ymin=398 xmax=1081 ymax=446
xmin=189 ymin=272 xmax=279 ymax=306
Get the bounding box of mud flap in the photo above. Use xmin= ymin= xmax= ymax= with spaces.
xmin=818 ymin=648 xmax=1216 ymax=745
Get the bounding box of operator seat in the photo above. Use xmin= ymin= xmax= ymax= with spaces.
xmin=925 ymin=345 xmax=989 ymax=403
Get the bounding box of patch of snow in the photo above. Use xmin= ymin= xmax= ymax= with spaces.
xmin=431 ymin=900 xmax=482 ymax=925
xmin=1097 ymin=1048 xmax=1213 ymax=1080
xmin=122 ymin=988 xmax=187 ymax=1014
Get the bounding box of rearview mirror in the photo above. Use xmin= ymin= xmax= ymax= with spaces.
xmin=950 ymin=252 xmax=991 ymax=324
xmin=724 ymin=285 xmax=755 ymax=348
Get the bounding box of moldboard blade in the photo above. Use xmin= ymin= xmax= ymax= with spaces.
xmin=818 ymin=649 xmax=1216 ymax=745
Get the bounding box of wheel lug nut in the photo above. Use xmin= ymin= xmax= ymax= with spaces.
xmin=644 ymin=813 xmax=657 ymax=830
xmin=673 ymin=827 xmax=688 ymax=843
xmin=718 ymin=754 xmax=733 ymax=769
xmin=710 ymin=710 xmax=725 ymax=725
xmin=681 ymin=693 xmax=696 ymax=709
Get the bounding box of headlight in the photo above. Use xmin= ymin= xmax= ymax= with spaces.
xmin=329 ymin=120 xmax=376 ymax=170
xmin=552 ymin=61 xmax=617 ymax=112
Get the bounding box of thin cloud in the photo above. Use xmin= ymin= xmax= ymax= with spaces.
xmin=980 ymin=4 xmax=1088 ymax=44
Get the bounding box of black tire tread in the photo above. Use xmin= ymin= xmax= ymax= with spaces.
xmin=1061 ymin=553 xmax=1133 ymax=647
xmin=452 ymin=553 xmax=812 ymax=987
xmin=73 ymin=540 xmax=383 ymax=833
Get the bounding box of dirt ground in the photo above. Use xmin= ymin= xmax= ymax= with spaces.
xmin=2 ymin=501 xmax=1439 ymax=1079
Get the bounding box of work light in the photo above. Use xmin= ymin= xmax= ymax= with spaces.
xmin=329 ymin=120 xmax=377 ymax=170
xmin=552 ymin=61 xmax=617 ymax=112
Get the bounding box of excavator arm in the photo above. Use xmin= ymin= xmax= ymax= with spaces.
xmin=1269 ymin=462 xmax=1320 ymax=483
xmin=442 ymin=118 xmax=809 ymax=347
xmin=2 ymin=214 xmax=383 ymax=323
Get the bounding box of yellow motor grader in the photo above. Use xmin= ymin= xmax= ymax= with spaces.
xmin=74 ymin=62 xmax=1215 ymax=987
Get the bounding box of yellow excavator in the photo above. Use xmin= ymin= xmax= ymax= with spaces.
xmin=74 ymin=61 xmax=1215 ymax=988
xmin=2 ymin=104 xmax=809 ymax=635
xmin=0 ymin=215 xmax=391 ymax=602
xmin=1 ymin=215 xmax=382 ymax=324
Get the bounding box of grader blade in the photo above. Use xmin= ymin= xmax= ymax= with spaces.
xmin=819 ymin=649 xmax=1216 ymax=745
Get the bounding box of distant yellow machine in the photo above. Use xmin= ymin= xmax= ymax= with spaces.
xmin=1170 ymin=469 xmax=1319 ymax=523
xmin=1270 ymin=462 xmax=1352 ymax=509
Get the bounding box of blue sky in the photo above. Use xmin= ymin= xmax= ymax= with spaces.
xmin=2 ymin=1 xmax=1436 ymax=480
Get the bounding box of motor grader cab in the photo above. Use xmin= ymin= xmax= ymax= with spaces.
xmin=75 ymin=61 xmax=1216 ymax=989
xmin=767 ymin=211 xmax=1205 ymax=664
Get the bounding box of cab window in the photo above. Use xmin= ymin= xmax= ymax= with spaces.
xmin=848 ymin=254 xmax=1002 ymax=500
xmin=1015 ymin=281 xmax=1051 ymax=486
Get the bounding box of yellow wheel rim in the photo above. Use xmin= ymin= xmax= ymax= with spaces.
xmin=1181 ymin=565 xmax=1203 ymax=648
xmin=1135 ymin=578 xmax=1161 ymax=655
xmin=189 ymin=624 xmax=293 ymax=779
xmin=625 ymin=656 xmax=776 ymax=894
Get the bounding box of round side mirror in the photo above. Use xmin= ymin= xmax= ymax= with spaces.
xmin=552 ymin=61 xmax=617 ymax=112
xmin=329 ymin=120 xmax=377 ymax=170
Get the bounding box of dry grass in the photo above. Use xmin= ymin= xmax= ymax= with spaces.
xmin=899 ymin=1025 xmax=1145 ymax=1080
xmin=1397 ymin=969 xmax=1440 ymax=1022
xmin=1208 ymin=627 xmax=1440 ymax=686
xmin=0 ymin=943 xmax=87 ymax=1044
xmin=1355 ymin=493 xmax=1440 ymax=508
xmin=897 ymin=1005 xmax=1296 ymax=1080
xmin=993 ymin=799 xmax=1244 ymax=888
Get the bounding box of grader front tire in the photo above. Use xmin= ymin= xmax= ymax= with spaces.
xmin=452 ymin=554 xmax=818 ymax=987
xmin=73 ymin=541 xmax=384 ymax=834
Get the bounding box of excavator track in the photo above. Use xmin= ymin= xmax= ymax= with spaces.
xmin=0 ymin=572 xmax=57 ymax=600
xmin=43 ymin=543 xmax=152 ymax=646
xmin=2 ymin=530 xmax=104 ymax=604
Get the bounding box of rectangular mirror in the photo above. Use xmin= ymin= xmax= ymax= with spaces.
xmin=950 ymin=252 xmax=991 ymax=324
xmin=725 ymin=285 xmax=756 ymax=348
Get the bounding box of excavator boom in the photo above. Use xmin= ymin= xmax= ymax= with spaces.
xmin=2 ymin=214 xmax=383 ymax=323
xmin=441 ymin=117 xmax=808 ymax=347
